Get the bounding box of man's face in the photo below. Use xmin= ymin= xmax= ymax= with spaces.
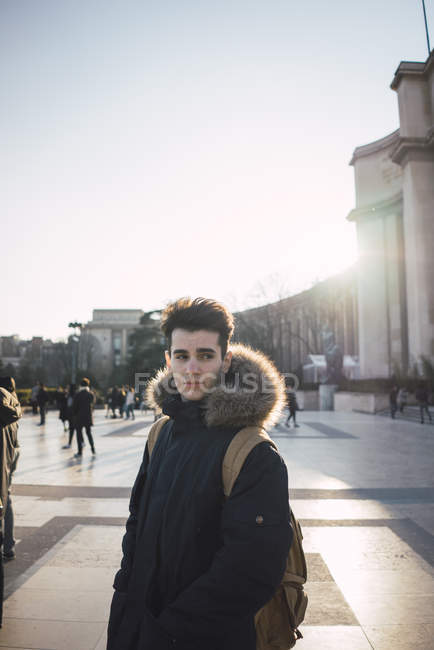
xmin=165 ymin=328 xmax=232 ymax=401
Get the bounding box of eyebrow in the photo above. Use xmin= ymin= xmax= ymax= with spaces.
xmin=172 ymin=347 xmax=217 ymax=354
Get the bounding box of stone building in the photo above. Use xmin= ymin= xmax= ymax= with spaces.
xmin=348 ymin=51 xmax=434 ymax=378
xmin=235 ymin=268 xmax=358 ymax=376
xmin=80 ymin=309 xmax=144 ymax=381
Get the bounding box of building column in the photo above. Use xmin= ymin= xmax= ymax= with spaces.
xmin=391 ymin=53 xmax=434 ymax=368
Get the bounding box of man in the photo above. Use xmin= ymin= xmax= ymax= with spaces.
xmin=36 ymin=382 xmax=49 ymax=426
xmin=415 ymin=382 xmax=432 ymax=424
xmin=389 ymin=385 xmax=399 ymax=419
xmin=72 ymin=378 xmax=96 ymax=456
xmin=107 ymin=297 xmax=292 ymax=650
xmin=285 ymin=382 xmax=300 ymax=428
xmin=0 ymin=376 xmax=22 ymax=625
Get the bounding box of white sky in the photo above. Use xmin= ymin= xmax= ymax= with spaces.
xmin=2 ymin=0 xmax=433 ymax=340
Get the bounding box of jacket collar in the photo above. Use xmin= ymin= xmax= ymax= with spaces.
xmin=146 ymin=343 xmax=285 ymax=430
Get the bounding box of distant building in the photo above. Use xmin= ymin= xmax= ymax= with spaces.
xmin=348 ymin=51 xmax=434 ymax=378
xmin=80 ymin=309 xmax=144 ymax=381
xmin=235 ymin=268 xmax=359 ymax=377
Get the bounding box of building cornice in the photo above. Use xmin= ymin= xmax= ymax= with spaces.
xmin=349 ymin=130 xmax=400 ymax=165
xmin=347 ymin=192 xmax=403 ymax=223
xmin=391 ymin=50 xmax=434 ymax=90
xmin=390 ymin=135 xmax=434 ymax=165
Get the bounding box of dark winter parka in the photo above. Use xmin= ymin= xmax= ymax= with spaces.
xmin=107 ymin=345 xmax=293 ymax=650
xmin=0 ymin=387 xmax=21 ymax=517
xmin=72 ymin=387 xmax=94 ymax=427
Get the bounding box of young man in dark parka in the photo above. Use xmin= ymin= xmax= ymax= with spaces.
xmin=107 ymin=297 xmax=293 ymax=650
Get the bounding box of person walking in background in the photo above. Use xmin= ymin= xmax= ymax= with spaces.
xmin=73 ymin=378 xmax=96 ymax=457
xmin=389 ymin=385 xmax=399 ymax=419
xmin=105 ymin=388 xmax=113 ymax=418
xmin=37 ymin=382 xmax=49 ymax=426
xmin=62 ymin=385 xmax=77 ymax=449
xmin=118 ymin=387 xmax=126 ymax=418
xmin=0 ymin=375 xmax=22 ymax=625
xmin=285 ymin=383 xmax=300 ymax=428
xmin=397 ymin=387 xmax=408 ymax=414
xmin=30 ymin=383 xmax=39 ymax=415
xmin=415 ymin=382 xmax=432 ymax=424
xmin=0 ymin=377 xmax=21 ymax=565
xmin=56 ymin=386 xmax=68 ymax=432
xmin=110 ymin=387 xmax=120 ymax=418
xmin=124 ymin=387 xmax=135 ymax=420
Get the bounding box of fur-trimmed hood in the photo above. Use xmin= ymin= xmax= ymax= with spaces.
xmin=145 ymin=344 xmax=285 ymax=430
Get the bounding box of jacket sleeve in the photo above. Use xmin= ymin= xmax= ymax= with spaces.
xmin=0 ymin=390 xmax=22 ymax=427
xmin=112 ymin=444 xmax=150 ymax=592
xmin=158 ymin=442 xmax=293 ymax=643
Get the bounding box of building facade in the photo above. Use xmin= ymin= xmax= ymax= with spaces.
xmin=235 ymin=268 xmax=358 ymax=377
xmin=348 ymin=51 xmax=434 ymax=378
xmin=80 ymin=309 xmax=144 ymax=381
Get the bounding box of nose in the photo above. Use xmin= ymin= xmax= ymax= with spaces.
xmin=186 ymin=358 xmax=200 ymax=374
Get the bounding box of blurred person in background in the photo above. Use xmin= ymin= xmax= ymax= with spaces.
xmin=62 ymin=384 xmax=77 ymax=449
xmin=124 ymin=387 xmax=136 ymax=420
xmin=0 ymin=375 xmax=22 ymax=626
xmin=37 ymin=382 xmax=49 ymax=426
xmin=30 ymin=383 xmax=39 ymax=415
xmin=73 ymin=378 xmax=96 ymax=457
xmin=56 ymin=386 xmax=68 ymax=432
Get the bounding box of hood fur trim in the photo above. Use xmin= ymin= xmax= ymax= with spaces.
xmin=145 ymin=343 xmax=285 ymax=430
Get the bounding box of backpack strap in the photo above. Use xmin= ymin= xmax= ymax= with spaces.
xmin=147 ymin=415 xmax=171 ymax=458
xmin=222 ymin=426 xmax=277 ymax=497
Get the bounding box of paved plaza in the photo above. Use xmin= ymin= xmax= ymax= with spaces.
xmin=0 ymin=407 xmax=433 ymax=650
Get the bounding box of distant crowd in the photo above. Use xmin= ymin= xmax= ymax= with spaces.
xmin=389 ymin=382 xmax=432 ymax=423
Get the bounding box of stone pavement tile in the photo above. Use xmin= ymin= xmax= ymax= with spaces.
xmin=4 ymin=588 xmax=112 ymax=622
xmin=306 ymin=553 xmax=334 ymax=582
xmin=0 ymin=619 xmax=106 ymax=650
xmin=22 ymin=566 xmax=116 ymax=591
xmin=303 ymin=583 xmax=358 ymax=625
xmin=46 ymin=525 xmax=123 ymax=569
xmin=332 ymin=567 xmax=434 ymax=595
xmin=296 ymin=625 xmax=372 ymax=649
xmin=364 ymin=624 xmax=434 ymax=649
xmin=346 ymin=593 xmax=434 ymax=626
xmin=291 ymin=499 xmax=393 ymax=520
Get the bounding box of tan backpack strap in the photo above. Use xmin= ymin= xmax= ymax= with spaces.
xmin=147 ymin=415 xmax=171 ymax=458
xmin=222 ymin=427 xmax=277 ymax=497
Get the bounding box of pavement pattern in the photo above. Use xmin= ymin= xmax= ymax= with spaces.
xmin=0 ymin=407 xmax=433 ymax=650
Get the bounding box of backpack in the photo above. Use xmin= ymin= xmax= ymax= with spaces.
xmin=147 ymin=417 xmax=308 ymax=650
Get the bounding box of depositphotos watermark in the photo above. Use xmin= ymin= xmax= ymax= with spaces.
xmin=134 ymin=371 xmax=300 ymax=395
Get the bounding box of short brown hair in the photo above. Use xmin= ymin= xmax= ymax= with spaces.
xmin=161 ymin=297 xmax=234 ymax=357
xmin=80 ymin=377 xmax=90 ymax=387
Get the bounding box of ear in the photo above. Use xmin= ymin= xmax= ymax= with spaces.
xmin=165 ymin=350 xmax=171 ymax=368
xmin=222 ymin=350 xmax=232 ymax=374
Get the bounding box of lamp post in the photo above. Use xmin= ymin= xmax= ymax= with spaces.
xmin=68 ymin=322 xmax=83 ymax=385
xmin=421 ymin=0 xmax=431 ymax=56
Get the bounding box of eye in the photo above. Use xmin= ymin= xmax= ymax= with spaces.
xmin=174 ymin=354 xmax=188 ymax=360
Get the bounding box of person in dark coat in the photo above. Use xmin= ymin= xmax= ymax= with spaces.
xmin=415 ymin=382 xmax=432 ymax=424
xmin=389 ymin=385 xmax=399 ymax=419
xmin=56 ymin=386 xmax=68 ymax=432
xmin=37 ymin=382 xmax=49 ymax=426
xmin=110 ymin=387 xmax=120 ymax=418
xmin=0 ymin=378 xmax=22 ymax=626
xmin=0 ymin=377 xmax=20 ymax=564
xmin=285 ymin=381 xmax=300 ymax=428
xmin=62 ymin=384 xmax=77 ymax=449
xmin=72 ymin=378 xmax=95 ymax=456
xmin=107 ymin=298 xmax=292 ymax=650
